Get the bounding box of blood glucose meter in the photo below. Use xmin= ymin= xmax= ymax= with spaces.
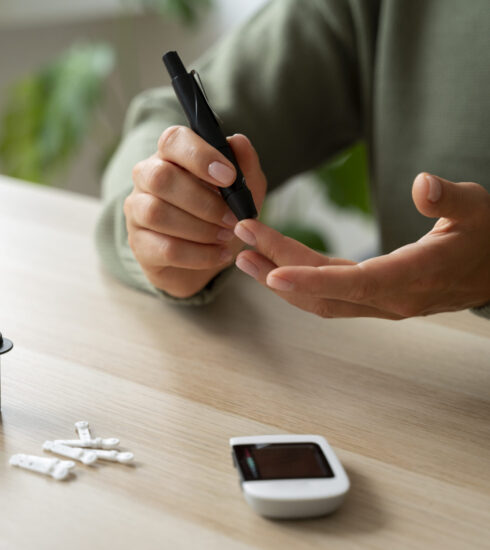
xmin=230 ymin=434 xmax=349 ymax=519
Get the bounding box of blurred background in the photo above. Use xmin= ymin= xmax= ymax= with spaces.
xmin=0 ymin=0 xmax=378 ymax=260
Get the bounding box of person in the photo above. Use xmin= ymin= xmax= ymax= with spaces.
xmin=96 ymin=0 xmax=490 ymax=319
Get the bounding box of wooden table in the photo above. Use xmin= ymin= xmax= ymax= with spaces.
xmin=0 ymin=176 xmax=489 ymax=550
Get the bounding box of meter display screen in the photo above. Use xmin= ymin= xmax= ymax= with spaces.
xmin=233 ymin=443 xmax=334 ymax=481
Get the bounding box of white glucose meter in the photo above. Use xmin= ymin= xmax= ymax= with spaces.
xmin=230 ymin=434 xmax=349 ymax=519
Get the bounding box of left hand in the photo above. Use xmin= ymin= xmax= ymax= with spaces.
xmin=233 ymin=173 xmax=490 ymax=319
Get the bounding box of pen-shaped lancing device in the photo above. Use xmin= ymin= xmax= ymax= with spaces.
xmin=162 ymin=51 xmax=257 ymax=221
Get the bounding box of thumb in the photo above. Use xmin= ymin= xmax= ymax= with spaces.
xmin=227 ymin=134 xmax=267 ymax=212
xmin=412 ymin=172 xmax=487 ymax=219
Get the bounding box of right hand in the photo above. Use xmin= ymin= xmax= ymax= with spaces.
xmin=124 ymin=126 xmax=267 ymax=298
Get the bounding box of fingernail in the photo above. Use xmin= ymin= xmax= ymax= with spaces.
xmin=267 ymin=276 xmax=293 ymax=292
xmin=208 ymin=161 xmax=235 ymax=186
xmin=236 ymin=256 xmax=259 ymax=279
xmin=234 ymin=222 xmax=256 ymax=247
xmin=425 ymin=173 xmax=442 ymax=203
xmin=220 ymin=249 xmax=233 ymax=263
xmin=222 ymin=210 xmax=238 ymax=227
xmin=217 ymin=228 xmax=234 ymax=242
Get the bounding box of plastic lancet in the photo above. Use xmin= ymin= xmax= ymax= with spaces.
xmin=54 ymin=438 xmax=119 ymax=449
xmin=54 ymin=421 xmax=119 ymax=449
xmin=10 ymin=421 xmax=134 ymax=480
xmin=9 ymin=454 xmax=75 ymax=480
xmin=43 ymin=441 xmax=97 ymax=465
xmin=72 ymin=420 xmax=119 ymax=449
xmin=87 ymin=449 xmax=134 ymax=464
xmin=75 ymin=420 xmax=91 ymax=442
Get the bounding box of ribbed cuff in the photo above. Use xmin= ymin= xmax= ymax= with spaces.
xmin=471 ymin=302 xmax=490 ymax=320
xmin=154 ymin=265 xmax=236 ymax=306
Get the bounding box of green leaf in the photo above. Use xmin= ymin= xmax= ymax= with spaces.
xmin=315 ymin=142 xmax=372 ymax=215
xmin=271 ymin=222 xmax=330 ymax=253
xmin=0 ymin=43 xmax=115 ymax=184
xmin=124 ymin=0 xmax=214 ymax=25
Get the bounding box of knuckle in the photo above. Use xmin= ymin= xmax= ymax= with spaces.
xmin=159 ymin=237 xmax=177 ymax=264
xmin=266 ymin=234 xmax=293 ymax=265
xmin=312 ymin=300 xmax=333 ymax=319
xmin=465 ymin=181 xmax=484 ymax=195
xmin=158 ymin=125 xmax=183 ymax=153
xmin=471 ymin=183 xmax=490 ymax=219
xmin=200 ymin=194 xmax=221 ymax=222
xmin=142 ymin=196 xmax=163 ymax=227
xmin=348 ymin=265 xmax=379 ymax=302
xmin=147 ymin=161 xmax=173 ymax=195
xmin=132 ymin=161 xmax=144 ymax=183
xmin=123 ymin=194 xmax=133 ymax=219
xmin=198 ymin=245 xmax=223 ymax=269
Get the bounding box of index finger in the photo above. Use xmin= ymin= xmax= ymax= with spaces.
xmin=267 ymin=242 xmax=428 ymax=303
xmin=234 ymin=219 xmax=354 ymax=268
xmin=157 ymin=125 xmax=236 ymax=187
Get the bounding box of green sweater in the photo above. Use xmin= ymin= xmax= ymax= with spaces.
xmin=96 ymin=0 xmax=490 ymax=317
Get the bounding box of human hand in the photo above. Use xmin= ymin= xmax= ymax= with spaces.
xmin=124 ymin=128 xmax=266 ymax=298
xmin=234 ymin=173 xmax=490 ymax=319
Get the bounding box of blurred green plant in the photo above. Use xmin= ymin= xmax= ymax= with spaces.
xmin=268 ymin=221 xmax=332 ymax=253
xmin=125 ymin=0 xmax=214 ymax=25
xmin=0 ymin=0 xmax=213 ymax=185
xmin=262 ymin=142 xmax=371 ymax=252
xmin=316 ymin=142 xmax=371 ymax=216
xmin=0 ymin=44 xmax=115 ymax=183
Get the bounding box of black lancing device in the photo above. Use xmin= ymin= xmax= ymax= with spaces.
xmin=162 ymin=51 xmax=257 ymax=221
xmin=0 ymin=332 xmax=13 ymax=411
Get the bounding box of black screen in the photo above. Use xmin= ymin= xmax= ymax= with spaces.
xmin=233 ymin=443 xmax=334 ymax=481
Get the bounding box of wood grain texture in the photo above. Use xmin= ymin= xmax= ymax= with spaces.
xmin=0 ymin=176 xmax=489 ymax=550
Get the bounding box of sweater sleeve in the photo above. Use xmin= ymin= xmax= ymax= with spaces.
xmin=471 ymin=303 xmax=490 ymax=320
xmin=95 ymin=0 xmax=364 ymax=303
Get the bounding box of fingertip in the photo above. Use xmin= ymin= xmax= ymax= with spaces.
xmin=412 ymin=171 xmax=428 ymax=198
xmin=412 ymin=172 xmax=442 ymax=217
xmin=267 ymin=265 xmax=284 ymax=278
xmin=235 ymin=217 xmax=263 ymax=233
xmin=234 ymin=220 xmax=257 ymax=246
xmin=227 ymin=133 xmax=260 ymax=172
xmin=227 ymin=133 xmax=252 ymax=148
xmin=265 ymin=265 xmax=288 ymax=284
xmin=266 ymin=271 xmax=294 ymax=292
xmin=235 ymin=254 xmax=259 ymax=279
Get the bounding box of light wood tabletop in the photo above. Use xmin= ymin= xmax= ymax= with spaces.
xmin=0 ymin=175 xmax=489 ymax=550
